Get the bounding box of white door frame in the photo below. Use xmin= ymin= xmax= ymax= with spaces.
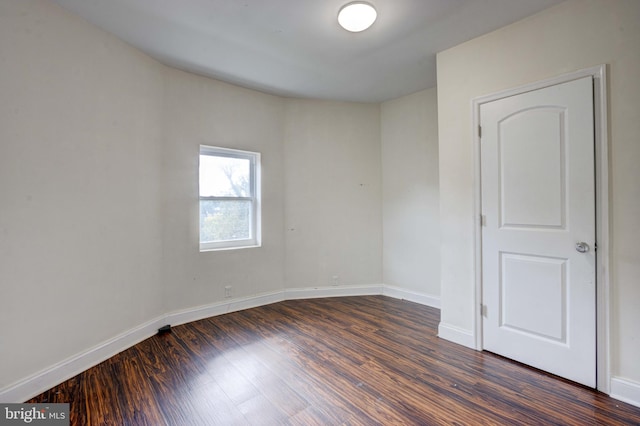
xmin=471 ymin=65 xmax=610 ymax=393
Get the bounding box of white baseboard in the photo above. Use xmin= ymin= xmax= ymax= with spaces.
xmin=1 ymin=284 xmax=440 ymax=403
xmin=285 ymin=284 xmax=384 ymax=300
xmin=12 ymin=286 xmax=635 ymax=407
xmin=166 ymin=290 xmax=284 ymax=327
xmin=437 ymin=321 xmax=476 ymax=349
xmin=0 ymin=315 xmax=166 ymax=404
xmin=383 ymin=285 xmax=440 ymax=308
xmin=610 ymin=377 xmax=640 ymax=408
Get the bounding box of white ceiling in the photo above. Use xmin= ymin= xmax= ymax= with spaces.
xmin=52 ymin=0 xmax=564 ymax=103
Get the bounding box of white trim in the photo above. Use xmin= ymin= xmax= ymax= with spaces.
xmin=382 ymin=285 xmax=440 ymax=308
xmin=284 ymin=284 xmax=384 ymax=300
xmin=437 ymin=322 xmax=476 ymax=349
xmin=166 ymin=290 xmax=284 ymax=327
xmin=470 ymin=65 xmax=610 ymax=392
xmin=592 ymin=65 xmax=611 ymax=395
xmin=199 ymin=145 xmax=261 ymax=252
xmin=0 ymin=284 xmax=440 ymax=402
xmin=610 ymin=377 xmax=640 ymax=409
xmin=3 ymin=269 xmax=625 ymax=404
xmin=0 ymin=315 xmax=166 ymax=403
xmin=472 ymin=86 xmax=484 ymax=351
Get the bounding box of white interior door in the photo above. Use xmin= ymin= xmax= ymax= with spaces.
xmin=480 ymin=77 xmax=596 ymax=387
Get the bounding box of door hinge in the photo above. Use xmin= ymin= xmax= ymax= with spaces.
xmin=478 ymin=125 xmax=482 ymax=138
xmin=480 ymin=214 xmax=486 ymax=227
xmin=481 ymin=304 xmax=488 ymax=317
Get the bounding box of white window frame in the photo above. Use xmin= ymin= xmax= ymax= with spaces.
xmin=199 ymin=145 xmax=261 ymax=251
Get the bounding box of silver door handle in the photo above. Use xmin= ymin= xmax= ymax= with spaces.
xmin=576 ymin=242 xmax=590 ymax=253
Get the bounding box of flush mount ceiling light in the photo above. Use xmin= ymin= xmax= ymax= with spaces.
xmin=338 ymin=2 xmax=377 ymax=32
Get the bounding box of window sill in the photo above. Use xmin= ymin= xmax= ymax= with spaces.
xmin=199 ymin=243 xmax=261 ymax=252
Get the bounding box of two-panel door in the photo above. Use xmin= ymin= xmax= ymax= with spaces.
xmin=480 ymin=77 xmax=596 ymax=387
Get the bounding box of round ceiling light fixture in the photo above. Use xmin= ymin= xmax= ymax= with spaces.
xmin=338 ymin=2 xmax=377 ymax=32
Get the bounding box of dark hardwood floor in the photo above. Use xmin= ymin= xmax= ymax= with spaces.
xmin=29 ymin=296 xmax=640 ymax=425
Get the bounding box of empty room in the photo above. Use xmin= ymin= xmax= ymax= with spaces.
xmin=1 ymin=0 xmax=640 ymax=424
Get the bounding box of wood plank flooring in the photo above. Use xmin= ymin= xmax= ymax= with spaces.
xmin=28 ymin=296 xmax=640 ymax=425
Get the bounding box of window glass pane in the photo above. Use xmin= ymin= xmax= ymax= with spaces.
xmin=199 ymin=155 xmax=251 ymax=197
xmin=200 ymin=200 xmax=251 ymax=243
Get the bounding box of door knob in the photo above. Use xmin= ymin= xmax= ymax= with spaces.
xmin=575 ymin=242 xmax=590 ymax=253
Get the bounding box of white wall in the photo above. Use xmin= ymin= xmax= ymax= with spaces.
xmin=381 ymin=88 xmax=440 ymax=299
xmin=437 ymin=0 xmax=640 ymax=392
xmin=283 ymin=100 xmax=382 ymax=289
xmin=0 ymin=0 xmax=470 ymax=404
xmin=0 ymin=0 xmax=388 ymax=399
xmin=161 ymin=68 xmax=286 ymax=311
xmin=0 ymin=0 xmax=165 ymax=390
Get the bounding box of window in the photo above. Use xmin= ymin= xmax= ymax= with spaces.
xmin=199 ymin=145 xmax=261 ymax=251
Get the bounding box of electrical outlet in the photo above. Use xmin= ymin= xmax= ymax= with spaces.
xmin=332 ymin=275 xmax=340 ymax=286
xmin=224 ymin=285 xmax=232 ymax=298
